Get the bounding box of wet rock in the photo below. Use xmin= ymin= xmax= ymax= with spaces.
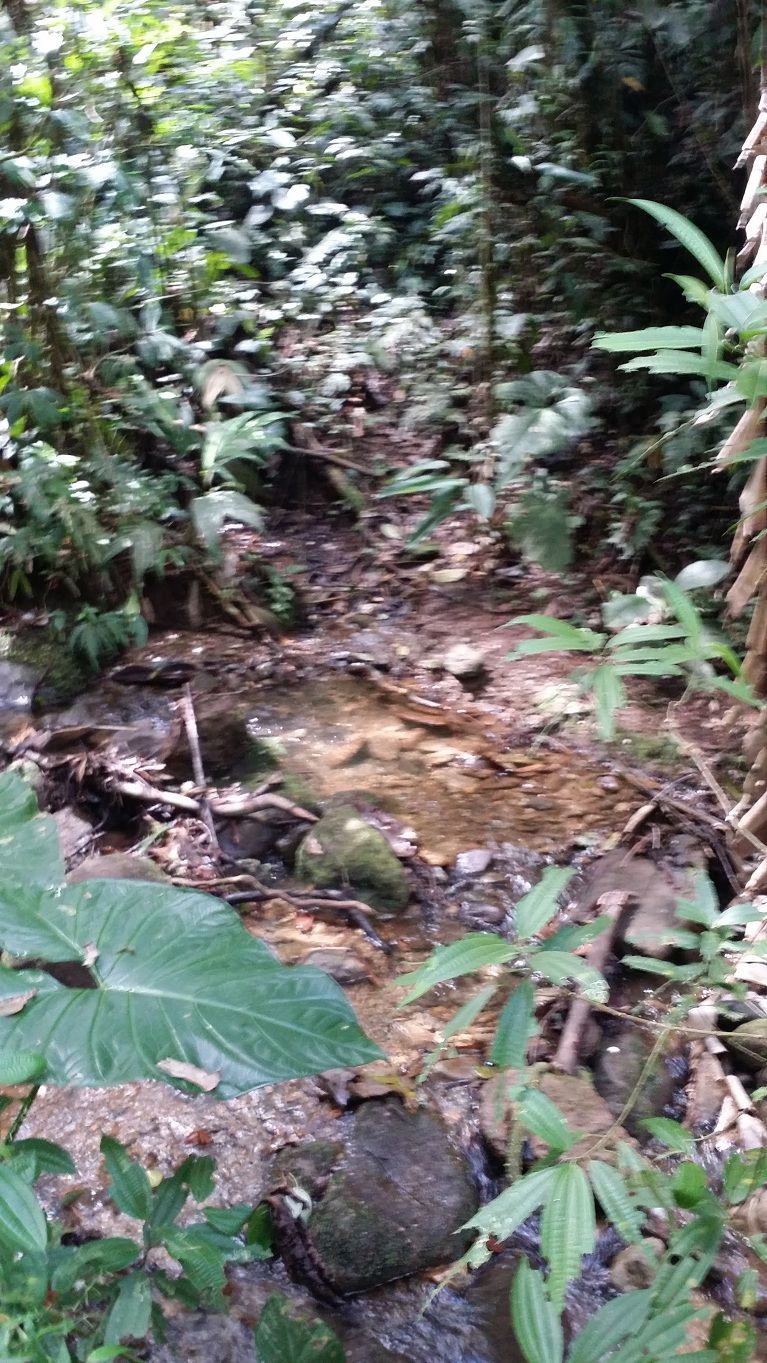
xmin=295 ymin=804 xmax=409 ymax=915
xmin=0 ymin=627 xmax=89 ymax=708
xmin=725 ymin=1019 xmax=767 ymax=1071
xmin=458 ymin=900 xmax=506 ymax=929
xmin=68 ymin=852 xmax=169 ymax=884
xmin=52 ymin=808 xmax=93 ymax=862
xmin=282 ymin=1100 xmax=478 ymax=1294
xmin=481 ymin=1071 xmax=632 ymax=1162
xmin=455 ymin=848 xmax=493 ymax=877
xmin=594 ymin=1027 xmax=679 ymax=1135
xmin=7 ymin=757 xmax=44 ymax=795
xmin=217 ymin=819 xmax=279 ymax=862
xmin=300 ymin=949 xmax=369 ymax=986
xmin=610 ymin=1240 xmax=664 ymax=1291
xmin=271 ymin=1139 xmax=342 ymax=1201
xmin=442 ymin=644 xmax=486 ymax=682
xmin=578 ymin=851 xmax=697 ymax=959
xmin=0 ymin=659 xmax=39 ymax=711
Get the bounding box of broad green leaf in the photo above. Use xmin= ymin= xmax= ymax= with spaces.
xmin=619 ymin=352 xmax=737 ymax=381
xmin=421 ymin=983 xmax=497 ymax=1078
xmin=254 ymin=1292 xmax=346 ymax=1363
xmin=0 ymin=1166 xmax=47 ymax=1252
xmin=191 ymin=491 xmax=264 ymax=551
xmin=507 ymin=615 xmax=605 ymax=652
xmin=0 ymin=773 xmax=63 ymax=887
xmin=0 ymin=1050 xmax=44 ymax=1085
xmin=464 ymin=1167 xmax=555 ymax=1239
xmin=591 ymin=664 xmax=625 ymax=739
xmin=3 ymin=1139 xmax=75 ymax=1179
xmin=490 ymin=979 xmax=537 ymax=1069
xmin=397 ymin=934 xmax=516 ymax=1005
xmin=588 ymin=1160 xmax=643 ymax=1243
xmin=627 ymin=199 xmax=726 ymax=289
xmin=0 ymin=880 xmax=379 ymax=1096
xmin=665 ymin=273 xmax=712 ymax=306
xmin=661 ymin=576 xmax=703 ymax=641
xmin=101 ymin=1138 xmax=152 ymax=1221
xmin=716 ymin=901 xmax=765 ymax=928
xmin=465 ymin=482 xmax=495 ymax=519
xmin=103 ymin=1272 xmax=152 ymax=1346
xmin=540 ymin=1163 xmax=595 ymax=1308
xmin=593 ymin=326 xmax=706 ymax=352
xmin=567 ymin=1290 xmax=652 ymax=1363
xmin=529 ymin=950 xmax=609 ymax=1003
xmin=204 ymin=1204 xmax=254 ymax=1236
xmin=707 ymin=291 xmax=767 ymax=335
xmin=609 ymin=624 xmax=687 ymax=646
xmin=671 ymin=1161 xmax=708 ymax=1209
xmin=510 ymin=1260 xmax=563 ymax=1363
xmin=537 ymin=918 xmax=610 ymax=953
xmin=640 ymin=1118 xmax=695 ymax=1156
xmin=161 ymin=1225 xmax=229 ymax=1306
xmin=515 ymin=867 xmax=574 ymax=939
xmin=51 ymin=1238 xmax=140 ymax=1293
xmin=675 ymin=872 xmax=720 ymax=927
xmin=519 ymin=1089 xmax=577 ymax=1152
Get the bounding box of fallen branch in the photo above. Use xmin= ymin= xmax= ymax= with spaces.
xmin=179 ymin=684 xmax=220 ymax=856
xmin=226 ymin=886 xmax=392 ymax=952
xmin=109 ymin=777 xmax=317 ymax=824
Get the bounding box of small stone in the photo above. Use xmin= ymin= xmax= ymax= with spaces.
xmin=455 ymin=848 xmax=493 ymax=877
xmin=442 ymin=644 xmax=486 ymax=681
xmin=725 ymin=1019 xmax=767 ymax=1071
xmin=68 ymin=853 xmax=168 ymax=884
xmin=300 ymin=949 xmax=369 ymax=986
xmin=52 ymin=808 xmax=94 ymax=862
xmin=610 ymin=1240 xmax=664 ymax=1291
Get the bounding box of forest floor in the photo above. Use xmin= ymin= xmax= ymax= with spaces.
xmin=2 ymin=493 xmax=762 ymax=1361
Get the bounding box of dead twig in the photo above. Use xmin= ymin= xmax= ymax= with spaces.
xmin=179 ymin=684 xmax=220 ymax=856
xmin=552 ymin=891 xmax=630 ymax=1074
xmin=226 ymin=886 xmax=392 ymax=952
xmin=109 ymin=776 xmax=317 ymax=824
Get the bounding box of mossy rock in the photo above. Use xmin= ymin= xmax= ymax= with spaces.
xmin=295 ymin=804 xmax=409 ymax=915
xmin=0 ymin=628 xmax=90 ymax=708
xmin=726 ymin=1019 xmax=767 ymax=1071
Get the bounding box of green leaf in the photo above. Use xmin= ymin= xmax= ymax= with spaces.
xmin=507 ymin=615 xmax=605 ymax=652
xmin=0 ymin=1167 xmax=47 ymax=1252
xmin=588 ymin=1160 xmax=643 ymax=1243
xmin=665 ymin=273 xmax=712 ymax=306
xmin=0 ymin=880 xmax=379 ymax=1096
xmin=254 ymin=1293 xmax=346 ymax=1362
xmin=464 ymin=1167 xmax=555 ymax=1239
xmin=490 ymin=979 xmax=537 ymax=1069
xmin=515 ymin=867 xmax=574 ymax=939
xmin=0 ymin=773 xmax=64 ymax=887
xmin=593 ymin=326 xmax=706 ymax=352
xmin=675 ymin=872 xmax=720 ymax=927
xmin=421 ymin=983 xmax=498 ymax=1077
xmin=591 ymin=664 xmax=625 ymax=739
xmin=627 ymin=199 xmax=727 ymax=289
xmin=191 ymin=491 xmax=264 ymax=551
xmin=397 ymin=934 xmax=517 ymax=1005
xmin=51 ymin=1238 xmax=140 ymax=1293
xmin=519 ymin=1089 xmax=578 ymax=1152
xmin=510 ymin=1260 xmax=564 ymax=1363
xmin=465 ymin=482 xmax=495 ymax=519
xmin=4 ymin=1139 xmax=75 ymax=1179
xmin=204 ymin=1204 xmax=254 ymax=1236
xmin=529 ymin=950 xmax=609 ymax=1003
xmin=101 ymin=1137 xmax=152 ymax=1221
xmin=640 ymin=1118 xmax=695 ymax=1156
xmin=104 ymin=1271 xmax=152 ymax=1346
xmin=671 ymin=1162 xmax=709 ymax=1209
xmin=618 ymin=352 xmax=737 ymax=381
xmin=0 ymin=1050 xmax=44 ymax=1085
xmin=567 ymin=1290 xmax=652 ymax=1363
xmin=540 ymin=1163 xmax=595 ymax=1308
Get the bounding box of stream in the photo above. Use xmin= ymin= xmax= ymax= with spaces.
xmin=2 ymin=644 xmax=764 ymax=1359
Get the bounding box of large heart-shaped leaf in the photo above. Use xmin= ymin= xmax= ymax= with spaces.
xmin=0 ymin=879 xmax=380 ymax=1097
xmin=0 ymin=773 xmax=63 ymax=887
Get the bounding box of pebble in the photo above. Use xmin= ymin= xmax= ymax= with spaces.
xmin=455 ymin=848 xmax=493 ymax=876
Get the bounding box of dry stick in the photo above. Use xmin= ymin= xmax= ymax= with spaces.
xmin=552 ymin=891 xmax=630 ymax=1074
xmin=179 ymin=684 xmax=221 ymax=857
xmin=109 ymin=777 xmax=317 ymax=824
xmin=225 ymin=887 xmax=391 ymax=953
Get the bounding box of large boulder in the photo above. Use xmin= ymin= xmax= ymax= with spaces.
xmin=275 ymin=1100 xmax=478 ymax=1294
xmin=295 ymin=804 xmax=409 ymax=915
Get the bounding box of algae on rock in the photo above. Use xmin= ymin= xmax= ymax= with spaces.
xmin=295 ymin=803 xmax=409 ymax=914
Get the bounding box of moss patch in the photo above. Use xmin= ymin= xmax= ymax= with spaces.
xmin=295 ymin=803 xmax=409 ymax=915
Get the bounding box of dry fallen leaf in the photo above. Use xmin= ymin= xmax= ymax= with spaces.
xmin=157 ymin=1059 xmax=220 ymax=1092
xmin=0 ymin=990 xmax=36 ymax=1017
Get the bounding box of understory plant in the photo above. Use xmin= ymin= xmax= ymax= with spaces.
xmin=506 ymin=565 xmax=756 ymax=739
xmin=0 ymin=771 xmax=377 ymax=1357
xmin=397 ymin=868 xmax=767 ymax=1362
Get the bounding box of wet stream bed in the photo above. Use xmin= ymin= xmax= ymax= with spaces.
xmin=5 ymin=652 xmax=765 ymax=1359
